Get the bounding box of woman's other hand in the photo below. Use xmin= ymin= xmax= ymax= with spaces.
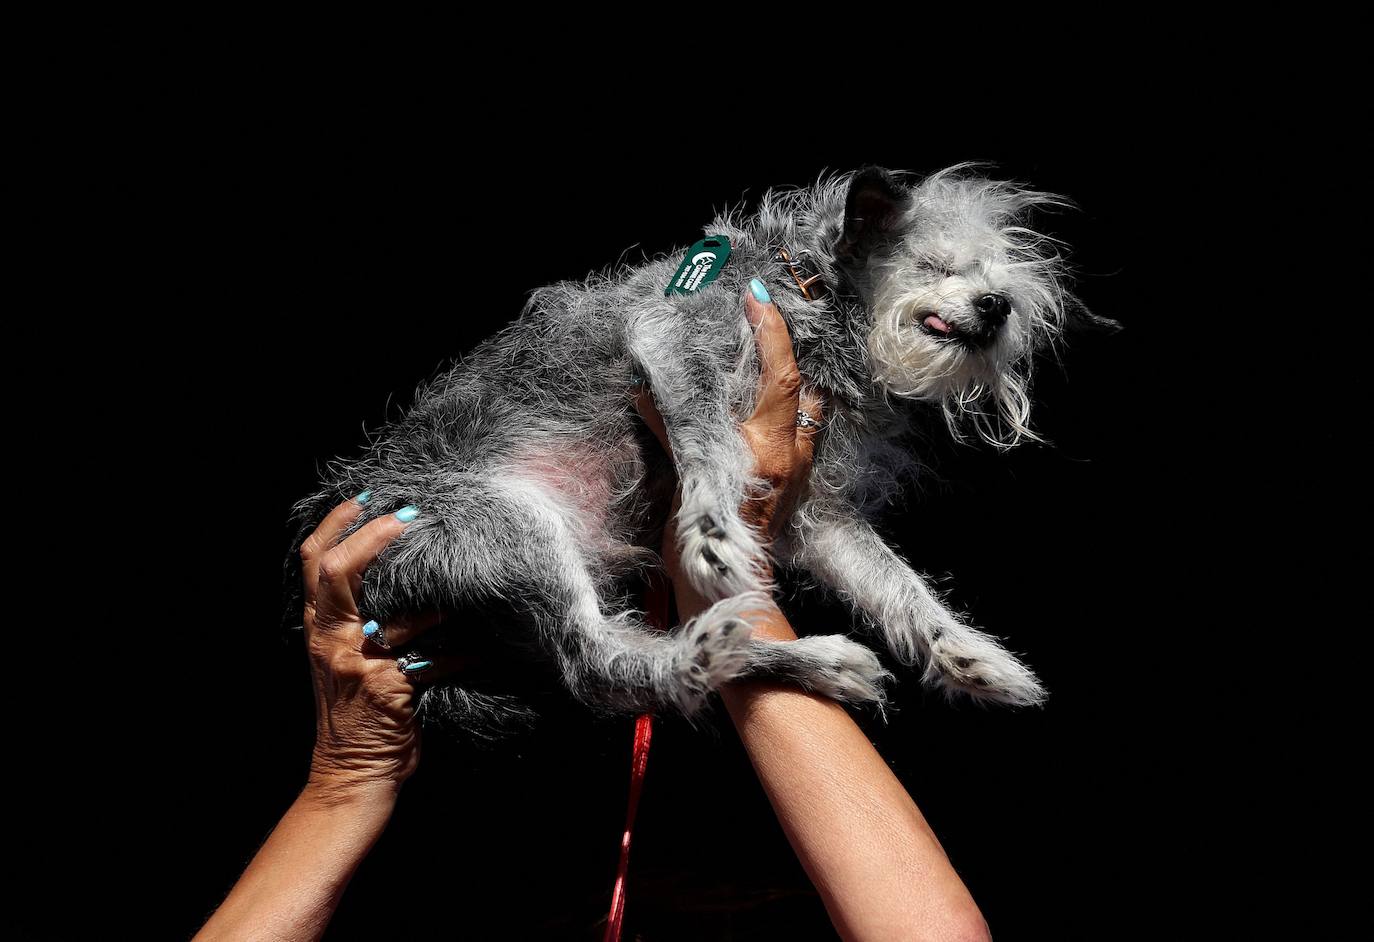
xmin=632 ymin=278 xmax=822 ymax=635
xmin=298 ymin=498 xmax=459 ymax=801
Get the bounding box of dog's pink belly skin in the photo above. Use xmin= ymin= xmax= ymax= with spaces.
xmin=506 ymin=444 xmax=630 ymax=536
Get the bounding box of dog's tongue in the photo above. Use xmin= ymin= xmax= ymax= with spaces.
xmin=923 ymin=314 xmax=952 ymax=335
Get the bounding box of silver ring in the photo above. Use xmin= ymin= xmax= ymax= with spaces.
xmin=796 ymin=409 xmax=817 ymax=429
xmin=396 ymin=652 xmax=433 ymax=679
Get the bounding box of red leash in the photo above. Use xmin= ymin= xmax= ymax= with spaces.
xmin=603 ymin=712 xmax=653 ymax=941
xmin=603 ymin=573 xmax=671 ymax=942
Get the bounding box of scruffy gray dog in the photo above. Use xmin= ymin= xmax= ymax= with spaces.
xmin=292 ymin=164 xmax=1094 ymax=733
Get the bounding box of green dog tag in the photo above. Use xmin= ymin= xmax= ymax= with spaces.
xmin=665 ymin=234 xmax=731 ymax=296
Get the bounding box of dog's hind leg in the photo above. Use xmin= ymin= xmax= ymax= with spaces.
xmin=496 ymin=482 xmax=891 ymax=714
xmin=789 ymin=508 xmax=1047 ymax=707
xmin=509 ymin=477 xmax=768 ymax=716
xmin=363 ymin=475 xmax=756 ymax=717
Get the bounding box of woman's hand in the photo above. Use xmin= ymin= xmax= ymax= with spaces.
xmin=197 ymin=499 xmax=459 ymax=941
xmin=298 ymin=498 xmax=459 ymax=802
xmin=634 ymin=278 xmax=823 ymax=635
xmin=730 ymin=282 xmax=825 ymax=544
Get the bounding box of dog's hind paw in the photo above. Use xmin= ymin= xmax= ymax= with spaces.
xmin=924 ymin=626 xmax=1047 ymax=707
xmin=671 ymin=591 xmax=768 ymax=714
xmin=744 ymin=634 xmax=893 ymax=707
xmin=795 ymin=635 xmax=893 ymax=706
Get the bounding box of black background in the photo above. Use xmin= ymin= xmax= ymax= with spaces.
xmin=22 ymin=76 xmax=1315 ymax=940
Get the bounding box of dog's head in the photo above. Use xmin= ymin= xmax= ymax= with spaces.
xmin=834 ymin=165 xmax=1095 ymax=447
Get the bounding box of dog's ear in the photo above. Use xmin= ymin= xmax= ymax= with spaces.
xmin=835 ymin=166 xmax=911 ymax=268
xmin=1064 ymin=296 xmax=1122 ymax=335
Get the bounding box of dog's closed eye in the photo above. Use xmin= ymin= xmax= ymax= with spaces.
xmin=924 ymin=259 xmax=957 ymax=277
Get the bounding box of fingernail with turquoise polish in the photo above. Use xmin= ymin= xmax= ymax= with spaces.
xmin=362 ymin=619 xmax=381 ymax=640
xmin=355 ymin=490 xmax=372 ymax=505
xmin=401 ymin=658 xmax=433 ymax=674
xmin=749 ymin=278 xmax=771 ymax=304
xmin=395 ymin=506 xmax=419 ymax=523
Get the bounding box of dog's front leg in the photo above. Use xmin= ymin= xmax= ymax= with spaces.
xmin=630 ymin=331 xmax=769 ymax=603
xmin=788 ymin=508 xmax=1047 ymax=707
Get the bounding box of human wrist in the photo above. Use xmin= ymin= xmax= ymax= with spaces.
xmin=303 ymin=758 xmax=404 ymax=813
xmin=670 ymin=573 xmax=792 ymax=639
xmin=745 ymin=601 xmax=796 ymax=642
xmin=297 ymin=781 xmax=399 ymax=841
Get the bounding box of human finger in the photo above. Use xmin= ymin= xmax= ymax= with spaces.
xmin=359 ymin=610 xmax=444 ymax=652
xmin=387 ymin=651 xmax=475 ymax=686
xmin=299 ymin=494 xmax=370 ymax=606
xmin=313 ymin=506 xmax=420 ymax=626
xmin=744 ymin=280 xmax=804 ymax=435
xmin=795 ymin=387 xmax=825 ymax=462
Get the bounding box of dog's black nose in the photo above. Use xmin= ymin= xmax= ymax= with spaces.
xmin=974 ymin=293 xmax=1010 ymax=325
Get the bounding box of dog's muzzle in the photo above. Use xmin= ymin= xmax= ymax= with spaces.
xmin=919 ymin=293 xmax=1011 ymax=348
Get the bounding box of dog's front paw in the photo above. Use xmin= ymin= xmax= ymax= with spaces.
xmin=671 ymin=591 xmax=767 ymax=714
xmin=924 ymin=624 xmax=1046 ymax=707
xmin=676 ymin=496 xmax=767 ymax=601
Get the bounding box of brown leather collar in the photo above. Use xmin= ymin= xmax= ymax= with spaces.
xmin=776 ymin=247 xmax=826 ymax=301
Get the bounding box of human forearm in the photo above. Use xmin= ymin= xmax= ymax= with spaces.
xmin=720 ymin=676 xmax=988 ymax=941
xmin=195 ymin=782 xmax=396 ymax=942
xmin=199 ymin=500 xmax=449 ymax=939
xmin=679 ymin=574 xmax=987 ymax=941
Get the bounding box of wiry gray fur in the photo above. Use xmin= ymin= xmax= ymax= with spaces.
xmin=289 ymin=164 xmax=1086 ymax=734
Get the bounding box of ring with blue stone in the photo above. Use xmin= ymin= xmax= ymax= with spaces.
xmin=396 ymin=652 xmax=433 ymax=679
xmin=361 ymin=619 xmax=391 ymax=650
